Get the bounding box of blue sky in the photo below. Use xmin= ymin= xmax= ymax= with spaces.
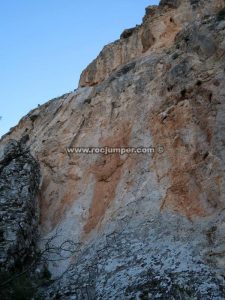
xmin=0 ymin=0 xmax=159 ymax=137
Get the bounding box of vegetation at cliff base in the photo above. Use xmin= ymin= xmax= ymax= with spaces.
xmin=217 ymin=7 xmax=225 ymax=21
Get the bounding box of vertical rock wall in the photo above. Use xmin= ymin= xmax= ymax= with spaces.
xmin=0 ymin=139 xmax=40 ymax=271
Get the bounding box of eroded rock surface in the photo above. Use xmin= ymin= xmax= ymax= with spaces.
xmin=1 ymin=0 xmax=225 ymax=299
xmin=79 ymin=0 xmax=224 ymax=87
xmin=0 ymin=139 xmax=40 ymax=271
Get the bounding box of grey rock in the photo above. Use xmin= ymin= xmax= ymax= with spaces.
xmin=217 ymin=20 xmax=225 ymax=30
xmin=0 ymin=139 xmax=40 ymax=271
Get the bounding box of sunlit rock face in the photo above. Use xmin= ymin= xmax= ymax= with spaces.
xmin=1 ymin=0 xmax=225 ymax=298
xmin=79 ymin=0 xmax=224 ymax=88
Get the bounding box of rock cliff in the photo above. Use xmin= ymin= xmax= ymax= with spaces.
xmin=0 ymin=139 xmax=40 ymax=272
xmin=1 ymin=0 xmax=225 ymax=299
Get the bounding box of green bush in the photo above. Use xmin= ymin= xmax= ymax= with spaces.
xmin=0 ymin=272 xmax=42 ymax=300
xmin=217 ymin=8 xmax=225 ymax=21
xmin=9 ymin=275 xmax=35 ymax=300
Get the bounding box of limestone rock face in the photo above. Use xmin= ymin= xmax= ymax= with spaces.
xmin=79 ymin=0 xmax=224 ymax=87
xmin=1 ymin=0 xmax=225 ymax=299
xmin=0 ymin=139 xmax=40 ymax=271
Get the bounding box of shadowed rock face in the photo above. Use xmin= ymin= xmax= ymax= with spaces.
xmin=0 ymin=139 xmax=40 ymax=271
xmin=1 ymin=0 xmax=225 ymax=299
xmin=159 ymin=0 xmax=181 ymax=8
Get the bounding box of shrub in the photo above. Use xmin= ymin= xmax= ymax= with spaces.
xmin=217 ymin=8 xmax=225 ymax=21
xmin=0 ymin=271 xmax=43 ymax=300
